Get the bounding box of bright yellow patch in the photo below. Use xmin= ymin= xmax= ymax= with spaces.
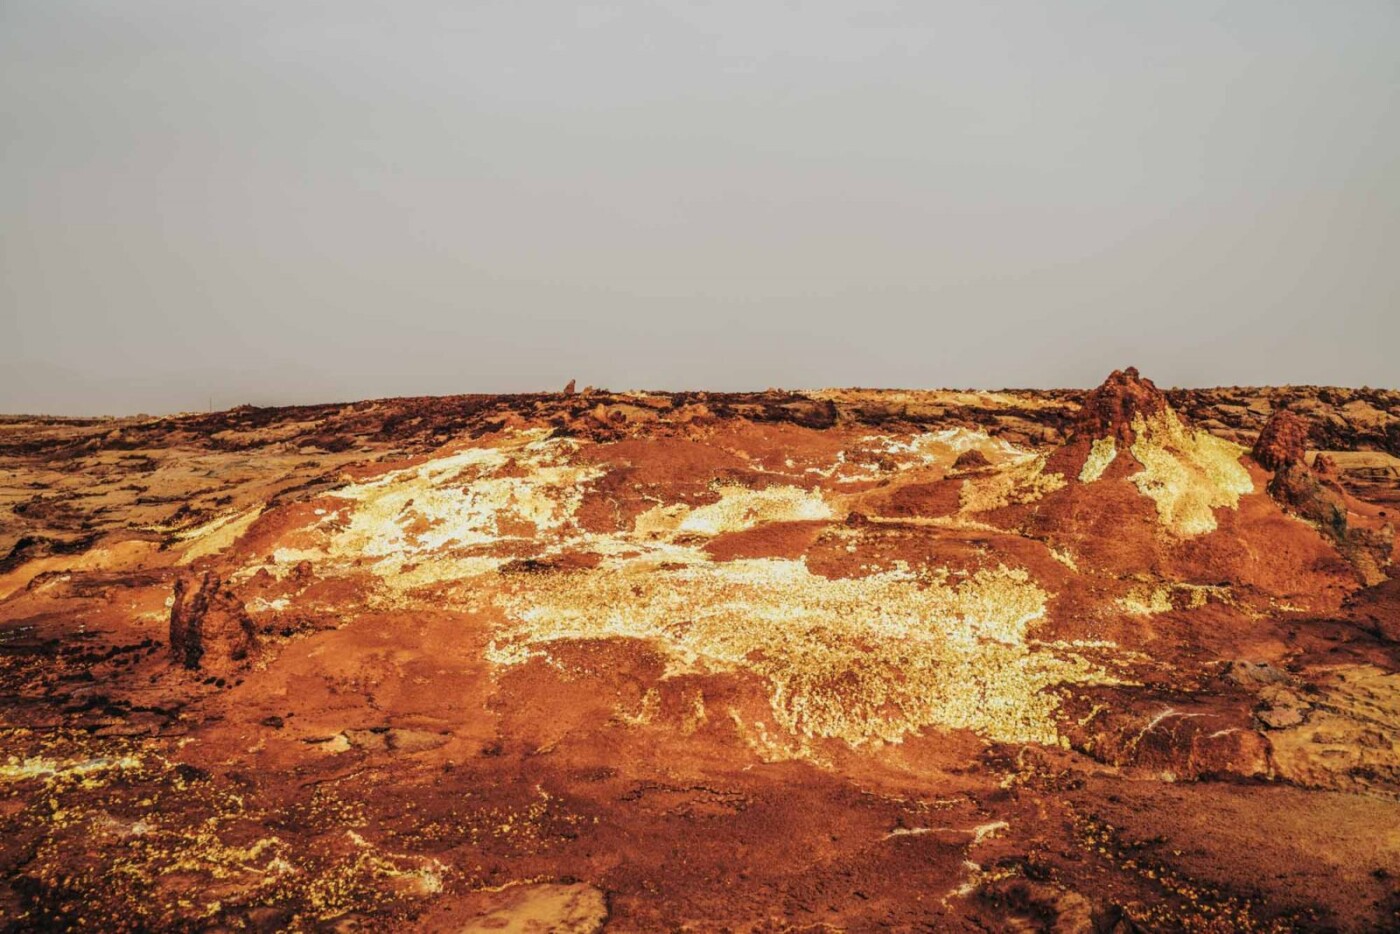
xmin=333 ymin=434 xmax=601 ymax=558
xmin=230 ymin=428 xmax=1118 ymax=751
xmin=960 ymin=455 xmax=1066 ymax=513
xmin=1078 ymin=437 xmax=1117 ymax=483
xmin=1118 ymin=582 xmax=1230 ymax=616
xmin=177 ymin=507 xmax=263 ymax=564
xmin=1128 ymin=411 xmax=1253 ymax=536
xmin=635 ymin=483 xmax=832 ymax=538
xmin=488 ymin=558 xmax=1109 ymax=746
xmin=1118 ymin=585 xmax=1173 ymax=616
xmin=256 ymin=432 xmax=604 ymax=593
xmin=0 ymin=755 xmax=141 ymax=783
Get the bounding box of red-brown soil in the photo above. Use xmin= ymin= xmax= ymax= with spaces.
xmin=1 ymin=376 xmax=1398 ymax=931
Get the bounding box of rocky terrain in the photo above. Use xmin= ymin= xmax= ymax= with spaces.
xmin=1 ymin=370 xmax=1398 ymax=932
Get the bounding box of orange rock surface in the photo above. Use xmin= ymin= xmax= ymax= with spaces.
xmin=1 ymin=375 xmax=1398 ymax=930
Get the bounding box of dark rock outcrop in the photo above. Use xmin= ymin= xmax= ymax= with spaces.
xmin=1346 ymin=578 xmax=1400 ymax=643
xmin=169 ymin=572 xmax=258 ymax=670
xmin=1255 ymin=411 xmax=1394 ymax=585
xmin=951 ymin=449 xmax=991 ymax=470
xmin=1251 ymin=410 xmax=1310 ymax=471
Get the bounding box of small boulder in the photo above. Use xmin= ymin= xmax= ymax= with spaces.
xmin=1223 ymin=659 xmax=1291 ymax=689
xmin=951 ymin=449 xmax=991 ymax=471
xmin=1251 ymin=410 xmax=1310 ymax=471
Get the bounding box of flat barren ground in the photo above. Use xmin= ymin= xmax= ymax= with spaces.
xmin=1 ymin=371 xmax=1398 ymax=932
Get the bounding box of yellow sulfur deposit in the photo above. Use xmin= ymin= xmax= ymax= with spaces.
xmin=1127 ymin=411 xmax=1253 ymax=536
xmin=959 ymin=454 xmax=1067 ymax=513
xmin=1118 ymin=585 xmax=1174 ymax=616
xmin=635 ymin=483 xmax=833 ymax=538
xmin=489 ymin=558 xmax=1109 ymax=746
xmin=255 ymin=432 xmax=605 ymax=594
xmin=227 ymin=428 xmax=1117 ymax=749
xmin=332 ymin=432 xmax=602 ymax=559
xmin=1079 ymin=437 xmax=1118 ymax=483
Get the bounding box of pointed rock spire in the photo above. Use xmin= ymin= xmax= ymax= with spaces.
xmin=1074 ymin=367 xmax=1169 ymax=444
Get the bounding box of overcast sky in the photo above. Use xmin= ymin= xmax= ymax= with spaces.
xmin=2 ymin=1 xmax=1397 ymax=415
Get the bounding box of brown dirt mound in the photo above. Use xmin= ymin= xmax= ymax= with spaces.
xmin=951 ymin=448 xmax=991 ymax=470
xmin=1073 ymin=366 xmax=1169 ymax=443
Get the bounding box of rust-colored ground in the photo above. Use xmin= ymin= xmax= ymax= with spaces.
xmin=1 ymin=372 xmax=1398 ymax=932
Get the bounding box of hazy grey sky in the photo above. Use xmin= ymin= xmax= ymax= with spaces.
xmin=3 ymin=1 xmax=1397 ymax=414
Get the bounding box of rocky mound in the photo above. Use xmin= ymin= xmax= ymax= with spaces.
xmin=1251 ymin=409 xmax=1395 ymax=585
xmin=1072 ymin=365 xmax=1168 ymax=444
xmin=950 ymin=448 xmax=990 ymax=470
xmin=1252 ymin=408 xmax=1311 ymax=471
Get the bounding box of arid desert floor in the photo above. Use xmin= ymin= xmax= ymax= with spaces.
xmin=1 ymin=369 xmax=1398 ymax=931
